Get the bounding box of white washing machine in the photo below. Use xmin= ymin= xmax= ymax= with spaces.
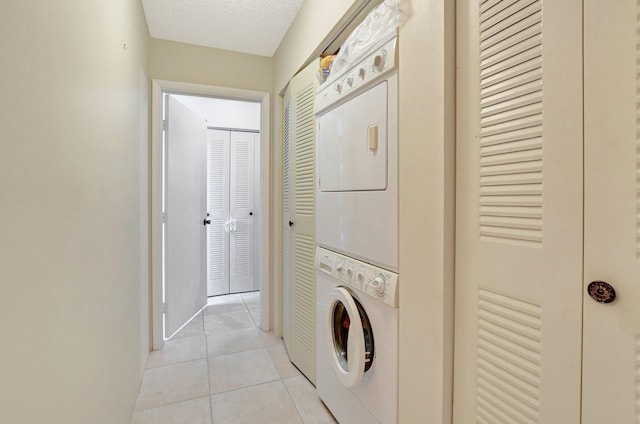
xmin=316 ymin=247 xmax=399 ymax=424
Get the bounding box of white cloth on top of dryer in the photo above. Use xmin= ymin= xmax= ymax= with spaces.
xmin=330 ymin=0 xmax=399 ymax=78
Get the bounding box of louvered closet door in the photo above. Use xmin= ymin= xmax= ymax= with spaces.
xmin=229 ymin=131 xmax=257 ymax=293
xmin=283 ymin=60 xmax=318 ymax=383
xmin=207 ymin=130 xmax=230 ymax=296
xmin=282 ymin=88 xmax=293 ymax=352
xmin=582 ymin=1 xmax=640 ymax=421
xmin=454 ymin=1 xmax=583 ymax=422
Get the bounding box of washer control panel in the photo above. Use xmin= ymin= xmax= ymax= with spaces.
xmin=316 ymin=247 xmax=399 ymax=308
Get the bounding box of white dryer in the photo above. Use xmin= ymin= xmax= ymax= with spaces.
xmin=316 ymin=247 xmax=399 ymax=424
xmin=315 ymin=35 xmax=398 ymax=272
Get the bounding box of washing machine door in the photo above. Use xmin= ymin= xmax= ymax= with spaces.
xmin=327 ymin=287 xmax=374 ymax=388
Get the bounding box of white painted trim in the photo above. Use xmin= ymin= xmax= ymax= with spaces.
xmin=151 ymin=81 xmax=164 ymax=350
xmin=151 ymin=79 xmax=272 ymax=350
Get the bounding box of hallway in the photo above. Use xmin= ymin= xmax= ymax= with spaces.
xmin=131 ymin=292 xmax=336 ymax=423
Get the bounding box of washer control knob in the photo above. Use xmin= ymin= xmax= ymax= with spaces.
xmin=335 ymin=83 xmax=343 ymax=93
xmin=336 ymin=263 xmax=344 ymax=273
xmin=358 ymin=68 xmax=366 ymax=79
xmin=346 ymin=268 xmax=353 ymax=278
xmin=370 ymin=275 xmax=386 ymax=296
xmin=346 ymin=76 xmax=354 ymax=87
xmin=356 ymin=271 xmax=364 ymax=282
xmin=373 ymin=52 xmax=386 ymax=72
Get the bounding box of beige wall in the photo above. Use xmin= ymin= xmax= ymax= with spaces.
xmin=150 ymin=39 xmax=274 ymax=93
xmin=398 ymin=0 xmax=455 ymax=422
xmin=0 ymin=1 xmax=150 ymax=423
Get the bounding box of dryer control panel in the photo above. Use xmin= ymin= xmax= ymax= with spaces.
xmin=315 ymin=35 xmax=398 ymax=115
xmin=316 ymin=247 xmax=399 ymax=308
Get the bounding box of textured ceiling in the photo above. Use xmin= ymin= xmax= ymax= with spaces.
xmin=141 ymin=0 xmax=305 ymax=57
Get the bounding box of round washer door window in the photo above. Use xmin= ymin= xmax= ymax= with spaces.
xmin=327 ymin=287 xmax=375 ymax=388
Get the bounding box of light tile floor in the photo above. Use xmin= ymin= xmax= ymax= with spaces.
xmin=131 ymin=292 xmax=337 ymax=424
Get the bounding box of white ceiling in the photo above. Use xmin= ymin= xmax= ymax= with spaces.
xmin=141 ymin=0 xmax=305 ymax=57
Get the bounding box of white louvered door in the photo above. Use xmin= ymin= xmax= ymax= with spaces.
xmin=582 ymin=1 xmax=640 ymax=422
xmin=207 ymin=129 xmax=257 ymax=296
xmin=282 ymin=60 xmax=318 ymax=383
xmin=282 ymin=88 xmax=293 ymax=352
xmin=229 ymin=131 xmax=257 ymax=293
xmin=454 ymin=0 xmax=584 ymax=422
xmin=207 ymin=130 xmax=230 ymax=296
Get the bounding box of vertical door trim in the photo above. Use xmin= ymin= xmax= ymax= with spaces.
xmin=151 ymin=79 xmax=271 ymax=350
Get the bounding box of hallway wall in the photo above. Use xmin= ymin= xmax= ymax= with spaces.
xmin=0 ymin=1 xmax=150 ymax=423
xmin=397 ymin=0 xmax=456 ymax=422
xmin=149 ymin=38 xmax=274 ymax=93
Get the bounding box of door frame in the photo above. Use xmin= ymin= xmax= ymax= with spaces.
xmin=151 ymin=79 xmax=271 ymax=350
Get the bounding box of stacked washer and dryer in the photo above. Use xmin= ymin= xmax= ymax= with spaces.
xmin=314 ymin=32 xmax=399 ymax=424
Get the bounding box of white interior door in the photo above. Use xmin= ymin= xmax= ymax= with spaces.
xmin=229 ymin=131 xmax=257 ymax=293
xmin=454 ymin=0 xmax=584 ymax=421
xmin=207 ymin=130 xmax=230 ymax=296
xmin=282 ymin=60 xmax=318 ymax=383
xmin=164 ymin=96 xmax=208 ymax=338
xmin=583 ymin=1 xmax=640 ymax=421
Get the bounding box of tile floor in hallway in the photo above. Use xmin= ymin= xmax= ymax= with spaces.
xmin=130 ymin=291 xmax=337 ymax=424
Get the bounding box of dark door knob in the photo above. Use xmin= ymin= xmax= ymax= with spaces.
xmin=203 ymin=219 xmax=211 ymax=226
xmin=289 ymin=220 xmax=294 ymax=227
xmin=588 ymin=281 xmax=616 ymax=304
xmin=249 ymin=212 xmax=253 ymax=216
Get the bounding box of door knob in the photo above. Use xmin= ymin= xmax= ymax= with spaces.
xmin=289 ymin=220 xmax=294 ymax=227
xmin=203 ymin=218 xmax=211 ymax=226
xmin=588 ymin=281 xmax=616 ymax=304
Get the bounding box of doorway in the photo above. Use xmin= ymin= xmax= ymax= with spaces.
xmin=151 ymin=80 xmax=271 ymax=350
xmin=171 ymin=95 xmax=261 ymax=298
